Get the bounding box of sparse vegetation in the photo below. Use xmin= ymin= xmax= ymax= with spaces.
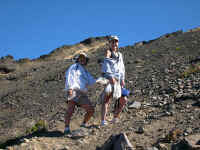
xmin=26 ymin=120 xmax=48 ymax=134
xmin=164 ymin=129 xmax=182 ymax=143
xmin=151 ymin=49 xmax=157 ymax=53
xmin=175 ymin=47 xmax=181 ymax=51
xmin=17 ymin=58 xmax=31 ymax=63
xmin=182 ymin=64 xmax=200 ymax=78
xmin=0 ymin=55 xmax=14 ymax=61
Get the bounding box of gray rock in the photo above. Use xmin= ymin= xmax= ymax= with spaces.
xmin=128 ymin=101 xmax=141 ymax=109
xmin=157 ymin=143 xmax=168 ymax=150
xmin=146 ymin=147 xmax=159 ymax=150
xmin=185 ymin=128 xmax=193 ymax=134
xmin=67 ymin=129 xmax=89 ymax=140
xmin=136 ymin=126 xmax=144 ymax=134
xmin=171 ymin=139 xmax=193 ymax=150
xmin=99 ymin=133 xmax=135 ymax=150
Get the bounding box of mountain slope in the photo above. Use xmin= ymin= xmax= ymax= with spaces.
xmin=0 ymin=28 xmax=200 ymax=149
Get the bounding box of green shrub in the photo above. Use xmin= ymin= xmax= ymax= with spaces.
xmin=26 ymin=120 xmax=48 ymax=134
xmin=151 ymin=49 xmax=157 ymax=53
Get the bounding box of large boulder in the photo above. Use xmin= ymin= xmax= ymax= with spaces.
xmin=97 ymin=133 xmax=134 ymax=150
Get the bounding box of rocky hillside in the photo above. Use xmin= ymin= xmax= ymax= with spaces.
xmin=0 ymin=28 xmax=200 ymax=150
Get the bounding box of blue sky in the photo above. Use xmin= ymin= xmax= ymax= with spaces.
xmin=0 ymin=1 xmax=199 ymax=60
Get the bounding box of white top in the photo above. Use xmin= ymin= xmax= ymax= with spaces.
xmin=65 ymin=63 xmax=96 ymax=92
xmin=101 ymin=52 xmax=125 ymax=81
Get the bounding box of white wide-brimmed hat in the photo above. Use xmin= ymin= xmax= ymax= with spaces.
xmin=110 ymin=35 xmax=119 ymax=42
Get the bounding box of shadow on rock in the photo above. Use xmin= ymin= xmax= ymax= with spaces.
xmin=0 ymin=130 xmax=63 ymax=149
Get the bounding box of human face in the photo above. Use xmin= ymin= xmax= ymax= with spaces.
xmin=78 ymin=55 xmax=87 ymax=65
xmin=110 ymin=40 xmax=119 ymax=52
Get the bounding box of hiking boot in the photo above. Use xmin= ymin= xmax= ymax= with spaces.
xmin=80 ymin=123 xmax=87 ymax=128
xmin=63 ymin=127 xmax=71 ymax=135
xmin=101 ymin=120 xmax=108 ymax=126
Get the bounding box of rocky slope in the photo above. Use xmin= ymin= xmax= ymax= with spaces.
xmin=0 ymin=28 xmax=200 ymax=150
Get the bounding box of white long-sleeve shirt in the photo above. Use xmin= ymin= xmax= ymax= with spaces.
xmin=101 ymin=52 xmax=125 ymax=81
xmin=65 ymin=63 xmax=96 ymax=92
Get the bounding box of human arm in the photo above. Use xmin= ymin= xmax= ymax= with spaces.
xmin=119 ymin=53 xmax=125 ymax=86
xmin=105 ymin=49 xmax=111 ymax=58
xmin=65 ymin=66 xmax=74 ymax=97
xmin=65 ymin=64 xmax=79 ymax=91
xmin=101 ymin=58 xmax=118 ymax=84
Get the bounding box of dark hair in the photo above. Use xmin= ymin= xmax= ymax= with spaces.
xmin=76 ymin=57 xmax=89 ymax=65
xmin=85 ymin=57 xmax=89 ymax=64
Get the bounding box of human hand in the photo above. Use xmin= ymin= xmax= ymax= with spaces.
xmin=68 ymin=89 xmax=73 ymax=96
xmin=121 ymin=80 xmax=125 ymax=88
xmin=96 ymin=77 xmax=109 ymax=85
xmin=109 ymin=77 xmax=116 ymax=84
xmin=105 ymin=50 xmax=111 ymax=58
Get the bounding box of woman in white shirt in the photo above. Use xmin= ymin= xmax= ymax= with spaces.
xmin=101 ymin=36 xmax=127 ymax=125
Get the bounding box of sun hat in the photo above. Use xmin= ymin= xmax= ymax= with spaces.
xmin=110 ymin=35 xmax=119 ymax=42
xmin=78 ymin=52 xmax=90 ymax=64
xmin=72 ymin=52 xmax=89 ymax=63
xmin=78 ymin=52 xmax=88 ymax=58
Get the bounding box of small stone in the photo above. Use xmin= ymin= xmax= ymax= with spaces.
xmin=165 ymin=111 xmax=173 ymax=116
xmin=186 ymin=105 xmax=190 ymax=108
xmin=42 ymin=93 xmax=48 ymax=98
xmin=176 ymin=93 xmax=183 ymax=99
xmin=63 ymin=146 xmax=70 ymax=150
xmin=171 ymin=62 xmax=176 ymax=66
xmin=184 ymin=132 xmax=189 ymax=136
xmin=135 ymin=89 xmax=141 ymax=94
xmin=152 ymin=96 xmax=157 ymax=100
xmin=128 ymin=80 xmax=133 ymax=84
xmin=158 ymin=143 xmax=168 ymax=150
xmin=70 ymin=129 xmax=88 ymax=139
xmin=136 ymin=126 xmax=144 ymax=134
xmin=128 ymin=101 xmax=141 ymax=109
xmin=21 ymin=143 xmax=28 ymax=147
xmin=190 ymin=116 xmax=194 ymax=120
xmin=146 ymin=147 xmax=159 ymax=150
xmin=90 ymin=129 xmax=97 ymax=135
xmin=185 ymin=128 xmax=193 ymax=134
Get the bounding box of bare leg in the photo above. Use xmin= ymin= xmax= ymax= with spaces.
xmin=114 ymin=96 xmax=127 ymax=118
xmin=65 ymin=100 xmax=76 ymax=128
xmin=80 ymin=104 xmax=95 ymax=124
xmin=101 ymin=93 xmax=112 ymax=121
